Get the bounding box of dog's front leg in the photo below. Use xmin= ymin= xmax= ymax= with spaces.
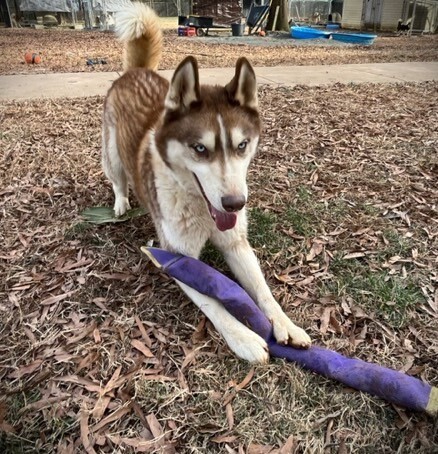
xmin=176 ymin=280 xmax=269 ymax=364
xmin=212 ymin=230 xmax=311 ymax=349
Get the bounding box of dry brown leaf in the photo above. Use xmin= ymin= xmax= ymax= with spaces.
xmin=76 ymin=352 xmax=99 ymax=373
xmin=18 ymin=395 xmax=68 ymax=415
xmin=7 ymin=359 xmax=43 ymax=379
xmin=295 ymin=276 xmax=314 ymax=286
xmin=226 ymin=403 xmax=234 ymax=430
xmin=0 ymin=402 xmax=15 ymax=434
xmin=40 ymin=290 xmax=77 ymax=306
xmin=0 ymin=420 xmax=16 ymax=434
xmin=236 ymin=367 xmax=255 ymax=391
xmin=54 ymin=375 xmax=102 ymax=393
xmin=319 ymin=307 xmax=332 ymax=335
xmin=329 ymin=313 xmax=342 ymax=334
xmin=101 ymin=365 xmax=122 ymax=395
xmin=181 ymin=345 xmax=204 ymax=372
xmin=343 ymin=252 xmax=366 ymax=260
xmin=399 ymin=355 xmax=415 ymax=373
xmin=341 ymin=299 xmax=352 ymax=315
xmin=80 ymin=406 xmax=97 ymax=454
xmin=91 ymin=396 xmax=111 ymax=420
xmin=191 ymin=316 xmax=207 ymax=343
xmin=66 ymin=322 xmax=97 ymax=345
xmin=94 ymin=272 xmax=134 ymax=280
xmin=211 ymin=434 xmax=238 ymax=443
xmin=55 ymin=257 xmax=93 ymax=273
xmin=274 ymin=273 xmax=292 ymax=284
xmin=146 ymin=413 xmax=164 ymax=439
xmin=93 ymin=328 xmax=101 ymax=344
xmin=131 ymin=339 xmax=155 ymax=358
xmin=90 ymin=405 xmax=132 ymax=433
xmin=338 ymin=438 xmax=348 ymax=454
xmin=23 ymin=326 xmax=37 ymax=344
xmin=135 ymin=315 xmax=153 ymax=348
xmin=306 ymin=241 xmax=324 ymax=262
xmin=247 ymin=444 xmax=276 ymax=454
xmin=105 ymin=435 xmax=156 ymax=452
xmin=279 ymin=435 xmax=297 ymax=454
xmin=352 ymin=227 xmax=371 ymax=236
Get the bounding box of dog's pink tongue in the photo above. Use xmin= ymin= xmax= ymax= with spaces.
xmin=211 ymin=206 xmax=237 ymax=231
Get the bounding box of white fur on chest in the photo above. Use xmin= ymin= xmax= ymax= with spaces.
xmin=150 ymin=142 xmax=213 ymax=256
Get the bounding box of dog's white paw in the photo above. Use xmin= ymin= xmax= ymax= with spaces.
xmin=114 ymin=197 xmax=131 ymax=217
xmin=271 ymin=311 xmax=311 ymax=349
xmin=224 ymin=328 xmax=269 ymax=364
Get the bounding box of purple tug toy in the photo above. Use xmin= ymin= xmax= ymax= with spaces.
xmin=142 ymin=247 xmax=437 ymax=416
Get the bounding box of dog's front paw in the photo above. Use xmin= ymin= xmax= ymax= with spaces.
xmin=271 ymin=312 xmax=311 ymax=349
xmin=224 ymin=328 xmax=269 ymax=364
xmin=114 ymin=197 xmax=131 ymax=217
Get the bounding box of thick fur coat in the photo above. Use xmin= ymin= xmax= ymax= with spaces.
xmin=101 ymin=3 xmax=311 ymax=362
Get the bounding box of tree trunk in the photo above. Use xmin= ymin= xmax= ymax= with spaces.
xmin=266 ymin=0 xmax=289 ymax=32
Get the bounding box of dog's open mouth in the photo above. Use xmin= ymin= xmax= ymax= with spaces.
xmin=193 ymin=174 xmax=237 ymax=231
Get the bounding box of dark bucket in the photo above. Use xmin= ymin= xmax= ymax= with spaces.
xmin=231 ymin=23 xmax=245 ymax=36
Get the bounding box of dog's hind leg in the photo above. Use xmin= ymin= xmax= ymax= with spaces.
xmin=102 ymin=121 xmax=131 ymax=217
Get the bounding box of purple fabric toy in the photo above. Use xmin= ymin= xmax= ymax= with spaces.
xmin=142 ymin=247 xmax=437 ymax=416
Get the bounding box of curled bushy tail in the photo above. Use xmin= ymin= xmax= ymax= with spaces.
xmin=115 ymin=2 xmax=162 ymax=71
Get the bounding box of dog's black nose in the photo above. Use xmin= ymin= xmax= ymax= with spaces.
xmin=221 ymin=195 xmax=246 ymax=212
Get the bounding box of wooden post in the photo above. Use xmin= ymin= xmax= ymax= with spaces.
xmin=409 ymin=0 xmax=417 ymax=36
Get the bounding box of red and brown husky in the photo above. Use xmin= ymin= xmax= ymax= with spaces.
xmin=102 ymin=2 xmax=311 ymax=363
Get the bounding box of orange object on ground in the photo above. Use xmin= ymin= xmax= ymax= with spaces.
xmin=24 ymin=52 xmax=42 ymax=64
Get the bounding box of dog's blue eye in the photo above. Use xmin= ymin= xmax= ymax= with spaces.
xmin=193 ymin=144 xmax=206 ymax=154
xmin=238 ymin=140 xmax=248 ymax=150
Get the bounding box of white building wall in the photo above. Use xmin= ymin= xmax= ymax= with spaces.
xmin=380 ymin=0 xmax=404 ymax=29
xmin=341 ymin=0 xmax=364 ymax=28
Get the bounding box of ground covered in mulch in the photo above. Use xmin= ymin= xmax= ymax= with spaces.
xmin=0 ymin=27 xmax=437 ymax=75
xmin=0 ymin=81 xmax=437 ymax=452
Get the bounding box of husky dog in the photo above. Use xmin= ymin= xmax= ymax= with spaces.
xmin=102 ymin=2 xmax=311 ymax=363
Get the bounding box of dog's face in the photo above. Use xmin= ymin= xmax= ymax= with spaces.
xmin=155 ymin=57 xmax=261 ymax=231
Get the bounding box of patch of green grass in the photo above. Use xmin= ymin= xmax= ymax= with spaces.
xmin=2 ymin=388 xmax=79 ymax=453
xmin=248 ymin=207 xmax=283 ymax=250
xmin=327 ymin=198 xmax=351 ymax=220
xmin=64 ymin=221 xmax=93 ymax=240
xmin=136 ymin=379 xmax=183 ymax=413
xmin=296 ymin=185 xmax=313 ymax=203
xmin=282 ymin=190 xmax=352 ymax=236
xmin=283 ymin=206 xmax=317 ymax=237
xmin=1 ymin=391 xmax=45 ymax=453
xmin=200 ymin=241 xmax=228 ymax=271
xmin=361 ymin=203 xmax=380 ymax=217
xmin=322 ymin=256 xmax=424 ymax=328
xmin=381 ymin=228 xmax=412 ymax=257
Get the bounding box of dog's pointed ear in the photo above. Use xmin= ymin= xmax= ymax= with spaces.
xmin=225 ymin=57 xmax=258 ymax=109
xmin=165 ymin=56 xmax=200 ymax=111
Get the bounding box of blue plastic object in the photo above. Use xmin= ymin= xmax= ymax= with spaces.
xmin=290 ymin=26 xmax=331 ymax=39
xmin=332 ymin=32 xmax=377 ymax=45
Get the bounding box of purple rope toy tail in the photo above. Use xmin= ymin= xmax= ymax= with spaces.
xmin=142 ymin=247 xmax=437 ymax=416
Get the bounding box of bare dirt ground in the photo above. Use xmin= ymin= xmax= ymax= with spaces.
xmin=1 ymin=81 xmax=437 ymax=452
xmin=0 ymin=27 xmax=437 ymax=75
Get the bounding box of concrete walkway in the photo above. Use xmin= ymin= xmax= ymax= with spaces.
xmin=1 ymin=62 xmax=437 ymax=101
